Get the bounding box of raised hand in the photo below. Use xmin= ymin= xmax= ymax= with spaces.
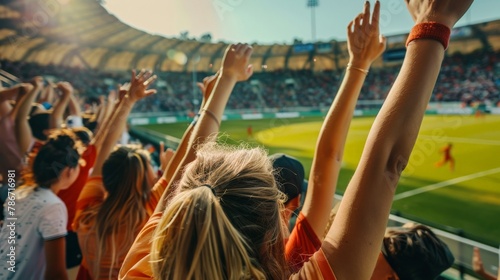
xmin=99 ymin=95 xmax=106 ymax=105
xmin=347 ymin=1 xmax=386 ymax=69
xmin=221 ymin=43 xmax=253 ymax=82
xmin=18 ymin=83 xmax=35 ymax=99
xmin=118 ymin=83 xmax=130 ymax=102
xmin=30 ymin=76 xmax=44 ymax=89
xmin=159 ymin=141 xmax=175 ymax=171
xmin=127 ymin=70 xmax=157 ymax=102
xmin=197 ymin=71 xmax=220 ymax=102
xmin=57 ymin=81 xmax=74 ymax=95
xmin=108 ymin=90 xmax=117 ymax=105
xmin=406 ymin=0 xmax=474 ymax=28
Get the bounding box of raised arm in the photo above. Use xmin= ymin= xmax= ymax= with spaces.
xmin=38 ymin=83 xmax=54 ymax=104
xmin=49 ymin=82 xmax=72 ymax=129
xmin=90 ymin=70 xmax=157 ymax=177
xmin=301 ymin=1 xmax=386 ymax=238
xmin=13 ymin=78 xmax=40 ymax=154
xmin=67 ymin=91 xmax=82 ymax=118
xmin=155 ymin=43 xmax=254 ymax=212
xmin=0 ymin=84 xmax=31 ymax=118
xmin=322 ymin=1 xmax=474 ymax=279
xmin=160 ymin=72 xmax=219 ymax=183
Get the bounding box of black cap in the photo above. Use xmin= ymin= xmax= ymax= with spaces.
xmin=269 ymin=153 xmax=304 ymax=204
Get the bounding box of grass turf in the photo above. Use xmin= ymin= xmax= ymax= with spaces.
xmin=140 ymin=114 xmax=500 ymax=246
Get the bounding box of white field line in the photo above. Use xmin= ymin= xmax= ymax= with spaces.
xmin=348 ymin=131 xmax=500 ymax=145
xmin=417 ymin=135 xmax=500 ymax=145
xmin=393 ymin=167 xmax=500 ymax=201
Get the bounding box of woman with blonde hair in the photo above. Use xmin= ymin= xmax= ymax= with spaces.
xmin=74 ymin=70 xmax=159 ymax=280
xmin=121 ymin=1 xmax=474 ymax=278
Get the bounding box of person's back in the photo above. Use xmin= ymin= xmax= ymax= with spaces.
xmin=0 ymin=188 xmax=67 ymax=280
xmin=0 ymin=130 xmax=81 ymax=280
xmin=74 ymin=146 xmax=159 ymax=279
xmin=74 ymin=70 xmax=159 ymax=280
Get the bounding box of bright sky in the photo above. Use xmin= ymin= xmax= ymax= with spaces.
xmin=102 ymin=0 xmax=500 ymax=45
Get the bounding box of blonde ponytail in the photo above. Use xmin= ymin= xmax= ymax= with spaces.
xmin=152 ymin=187 xmax=266 ymax=279
xmin=151 ymin=143 xmax=289 ymax=279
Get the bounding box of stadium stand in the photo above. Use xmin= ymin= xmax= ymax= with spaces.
xmin=1 ymin=1 xmax=499 ymax=113
xmin=0 ymin=1 xmax=499 ymax=279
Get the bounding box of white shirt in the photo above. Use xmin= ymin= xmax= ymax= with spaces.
xmin=0 ymin=187 xmax=67 ymax=280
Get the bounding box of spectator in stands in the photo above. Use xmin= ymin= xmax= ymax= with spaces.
xmin=73 ymin=70 xmax=158 ymax=280
xmin=270 ymin=153 xmax=306 ymax=227
xmin=472 ymin=247 xmax=500 ymax=280
xmin=1 ymin=47 xmax=498 ymax=113
xmin=121 ymin=1 xmax=474 ymax=279
xmin=373 ymin=223 xmax=455 ymax=279
xmin=283 ymin=1 xmax=386 ymax=272
xmin=0 ymin=129 xmax=81 ymax=280
xmin=119 ymin=43 xmax=257 ymax=279
xmin=321 ymin=207 xmax=455 ymax=279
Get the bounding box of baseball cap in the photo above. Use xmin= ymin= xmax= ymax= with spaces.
xmin=269 ymin=153 xmax=305 ymax=204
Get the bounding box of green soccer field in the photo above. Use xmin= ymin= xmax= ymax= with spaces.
xmin=140 ymin=114 xmax=500 ymax=246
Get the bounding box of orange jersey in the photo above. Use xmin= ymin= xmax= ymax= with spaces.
xmin=74 ymin=177 xmax=168 ymax=280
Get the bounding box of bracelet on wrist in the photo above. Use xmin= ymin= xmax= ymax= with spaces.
xmin=406 ymin=22 xmax=451 ymax=50
xmin=347 ymin=63 xmax=369 ymax=74
xmin=201 ymin=109 xmax=220 ymax=128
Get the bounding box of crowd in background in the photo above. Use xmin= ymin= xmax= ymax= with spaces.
xmin=1 ymin=50 xmax=499 ymax=114
xmin=1 ymin=1 xmax=499 ymax=280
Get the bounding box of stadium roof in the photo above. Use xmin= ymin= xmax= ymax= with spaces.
xmin=1 ymin=0 xmax=499 ymax=72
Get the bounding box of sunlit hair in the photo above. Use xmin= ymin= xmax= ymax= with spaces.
xmin=81 ymin=145 xmax=153 ymax=279
xmin=151 ymin=143 xmax=289 ymax=280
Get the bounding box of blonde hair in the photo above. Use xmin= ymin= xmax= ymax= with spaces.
xmin=151 ymin=143 xmax=289 ymax=279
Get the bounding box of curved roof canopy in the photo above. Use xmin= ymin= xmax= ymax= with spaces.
xmin=1 ymin=0 xmax=499 ymax=72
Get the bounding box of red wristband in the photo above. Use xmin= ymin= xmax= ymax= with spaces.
xmin=406 ymin=22 xmax=451 ymax=50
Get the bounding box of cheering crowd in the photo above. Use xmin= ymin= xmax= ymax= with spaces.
xmin=1 ymin=51 xmax=498 ymax=113
xmin=1 ymin=1 xmax=499 ymax=279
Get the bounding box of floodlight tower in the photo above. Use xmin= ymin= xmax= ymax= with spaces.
xmin=307 ymin=0 xmax=318 ymax=42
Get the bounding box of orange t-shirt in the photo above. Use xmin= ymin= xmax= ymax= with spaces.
xmin=74 ymin=176 xmax=168 ymax=280
xmin=58 ymin=144 xmax=97 ymax=231
xmin=286 ymin=212 xmax=322 ymax=272
xmin=119 ymin=212 xmax=336 ymax=280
